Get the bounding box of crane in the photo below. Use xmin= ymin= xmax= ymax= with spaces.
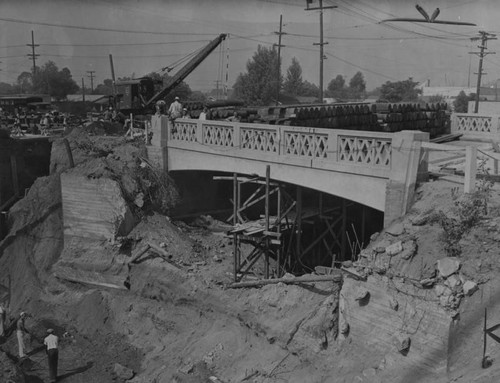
xmin=114 ymin=33 xmax=227 ymax=114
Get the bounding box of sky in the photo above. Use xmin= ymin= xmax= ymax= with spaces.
xmin=1 ymin=0 xmax=500 ymax=93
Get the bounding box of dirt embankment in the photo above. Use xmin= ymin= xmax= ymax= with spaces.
xmin=2 ymin=128 xmax=500 ymax=383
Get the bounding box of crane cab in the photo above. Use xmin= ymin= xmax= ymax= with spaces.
xmin=115 ymin=77 xmax=158 ymax=114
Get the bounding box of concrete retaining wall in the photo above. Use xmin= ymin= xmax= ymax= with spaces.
xmin=61 ymin=173 xmax=135 ymax=240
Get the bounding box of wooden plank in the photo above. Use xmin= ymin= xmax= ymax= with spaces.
xmin=228 ymin=273 xmax=342 ymax=289
xmin=421 ymin=142 xmax=466 ymax=152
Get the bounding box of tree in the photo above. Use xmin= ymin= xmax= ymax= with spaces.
xmin=453 ymin=91 xmax=475 ymax=113
xmin=327 ymin=75 xmax=346 ymax=99
xmin=0 ymin=82 xmax=16 ymax=95
xmin=17 ymin=72 xmax=33 ymax=94
xmin=94 ymin=79 xmax=114 ymax=95
xmin=348 ymin=71 xmax=366 ymax=100
xmin=233 ymin=45 xmax=280 ymax=105
xmin=33 ymin=61 xmax=79 ymax=100
xmin=284 ymin=57 xmax=303 ymax=97
xmin=301 ymin=80 xmax=319 ymax=98
xmin=379 ymin=78 xmax=421 ymax=102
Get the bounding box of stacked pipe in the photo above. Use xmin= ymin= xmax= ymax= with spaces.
xmin=375 ymin=102 xmax=449 ymax=137
xmin=289 ymin=103 xmax=379 ymax=131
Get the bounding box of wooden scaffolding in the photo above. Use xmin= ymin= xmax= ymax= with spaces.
xmin=216 ymin=166 xmax=369 ymax=282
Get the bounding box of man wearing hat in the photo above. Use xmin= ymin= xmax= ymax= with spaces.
xmin=44 ymin=328 xmax=59 ymax=383
xmin=168 ymin=96 xmax=183 ymax=120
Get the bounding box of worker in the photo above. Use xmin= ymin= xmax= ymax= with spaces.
xmin=0 ymin=302 xmax=6 ymax=338
xmin=17 ymin=312 xmax=29 ymax=358
xmin=44 ymin=328 xmax=59 ymax=383
xmin=40 ymin=113 xmax=51 ymax=136
xmin=155 ymin=100 xmax=166 ymax=116
xmin=168 ymin=96 xmax=183 ymax=120
xmin=199 ymin=107 xmax=209 ymax=120
xmin=225 ymin=111 xmax=240 ymax=122
xmin=104 ymin=107 xmax=113 ymax=121
xmin=182 ymin=108 xmax=191 ymax=118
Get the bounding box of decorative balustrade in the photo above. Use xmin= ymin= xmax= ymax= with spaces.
xmin=240 ymin=126 xmax=279 ymax=153
xmin=170 ymin=119 xmax=393 ymax=170
xmin=338 ymin=136 xmax=391 ymax=167
xmin=284 ymin=131 xmax=328 ymax=158
xmin=452 ymin=113 xmax=500 ymax=139
xmin=202 ymin=123 xmax=234 ymax=147
xmin=171 ymin=121 xmax=198 ymax=142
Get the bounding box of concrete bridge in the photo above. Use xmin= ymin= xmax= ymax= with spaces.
xmin=147 ymin=116 xmax=429 ymax=226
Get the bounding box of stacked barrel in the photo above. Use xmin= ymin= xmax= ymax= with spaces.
xmin=289 ymin=103 xmax=378 ymax=130
xmin=374 ymin=102 xmax=449 ymax=136
xmin=284 ymin=102 xmax=449 ymax=137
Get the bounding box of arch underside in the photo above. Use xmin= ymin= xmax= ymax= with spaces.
xmin=168 ymin=149 xmax=387 ymax=211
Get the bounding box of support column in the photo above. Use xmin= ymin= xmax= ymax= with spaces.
xmin=384 ymin=130 xmax=429 ymax=227
xmin=464 ymin=146 xmax=477 ymax=193
xmin=233 ymin=173 xmax=239 ymax=282
xmin=296 ymin=185 xmax=302 ymax=264
xmin=146 ymin=115 xmax=169 ymax=170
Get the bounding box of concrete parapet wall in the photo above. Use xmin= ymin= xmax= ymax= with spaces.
xmin=451 ymin=113 xmax=500 ymax=141
xmin=61 ymin=173 xmax=135 ymax=240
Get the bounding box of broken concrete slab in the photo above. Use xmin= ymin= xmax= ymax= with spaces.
xmin=445 ymin=274 xmax=462 ymax=289
xmin=386 ymin=241 xmax=403 ymax=256
xmin=437 ymin=257 xmax=461 ymax=278
xmin=463 ymin=281 xmax=478 ymax=296
xmin=114 ymin=363 xmax=134 ymax=380
xmin=400 ymin=240 xmax=417 ymax=260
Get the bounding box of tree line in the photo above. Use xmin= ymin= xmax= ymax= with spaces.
xmin=0 ymin=47 xmax=437 ymax=107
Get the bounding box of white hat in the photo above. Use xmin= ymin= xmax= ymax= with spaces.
xmin=175 ymin=96 xmax=179 ymax=100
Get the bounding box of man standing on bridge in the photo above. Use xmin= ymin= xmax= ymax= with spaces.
xmin=168 ymin=97 xmax=183 ymax=120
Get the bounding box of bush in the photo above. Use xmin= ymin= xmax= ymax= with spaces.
xmin=431 ymin=180 xmax=492 ymax=256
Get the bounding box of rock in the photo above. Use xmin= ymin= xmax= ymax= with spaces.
xmin=370 ymin=232 xmax=379 ymax=241
xmin=385 ymin=241 xmax=403 ymax=256
xmin=355 ymin=289 xmax=370 ymax=301
xmin=362 ymin=368 xmax=377 ymax=378
xmin=374 ymin=247 xmax=386 ymax=254
xmin=386 ymin=222 xmax=405 ymax=236
xmin=435 ymin=284 xmax=452 ymax=297
xmin=396 ymin=336 xmax=411 ymax=353
xmin=463 ymin=281 xmax=478 ymax=296
xmin=133 ymin=192 xmax=144 ymax=207
xmin=400 ymin=240 xmax=417 ymax=260
xmin=437 ymin=257 xmax=461 ymax=278
xmin=445 ymin=274 xmax=462 ymax=289
xmin=411 ymin=214 xmax=428 ymax=226
xmin=342 ymin=260 xmax=353 ymax=268
xmin=388 ymin=296 xmax=399 ymax=311
xmin=340 ymin=321 xmax=350 ymax=335
xmin=420 ymin=278 xmax=435 ymax=288
xmin=114 ymin=363 xmax=134 ymax=380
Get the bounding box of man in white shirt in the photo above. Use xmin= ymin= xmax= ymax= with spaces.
xmin=168 ymin=96 xmax=183 ymax=120
xmin=44 ymin=328 xmax=59 ymax=383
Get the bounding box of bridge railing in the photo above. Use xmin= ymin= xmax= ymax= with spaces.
xmin=170 ymin=119 xmax=394 ymax=178
xmin=451 ymin=113 xmax=500 ymax=140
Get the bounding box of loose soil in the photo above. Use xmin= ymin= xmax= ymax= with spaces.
xmin=1 ymin=129 xmax=500 ymax=383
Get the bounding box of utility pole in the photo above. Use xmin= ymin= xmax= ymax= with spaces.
xmin=469 ymin=31 xmax=497 ymax=113
xmin=81 ymin=77 xmax=86 ymax=104
xmin=214 ymin=79 xmax=222 ymax=100
xmin=274 ymin=15 xmax=286 ymax=106
xmin=27 ymin=30 xmax=40 ymax=77
xmin=305 ymin=0 xmax=336 ymax=104
xmin=87 ymin=70 xmax=95 ymax=93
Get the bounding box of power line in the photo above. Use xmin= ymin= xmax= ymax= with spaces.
xmin=0 ymin=16 xmax=217 ymax=36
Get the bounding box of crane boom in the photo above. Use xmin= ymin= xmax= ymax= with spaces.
xmin=145 ymin=33 xmax=227 ymax=107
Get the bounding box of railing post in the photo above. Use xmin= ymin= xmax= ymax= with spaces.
xmin=384 ymin=130 xmax=429 ymax=227
xmin=464 ymin=146 xmax=477 ymax=193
